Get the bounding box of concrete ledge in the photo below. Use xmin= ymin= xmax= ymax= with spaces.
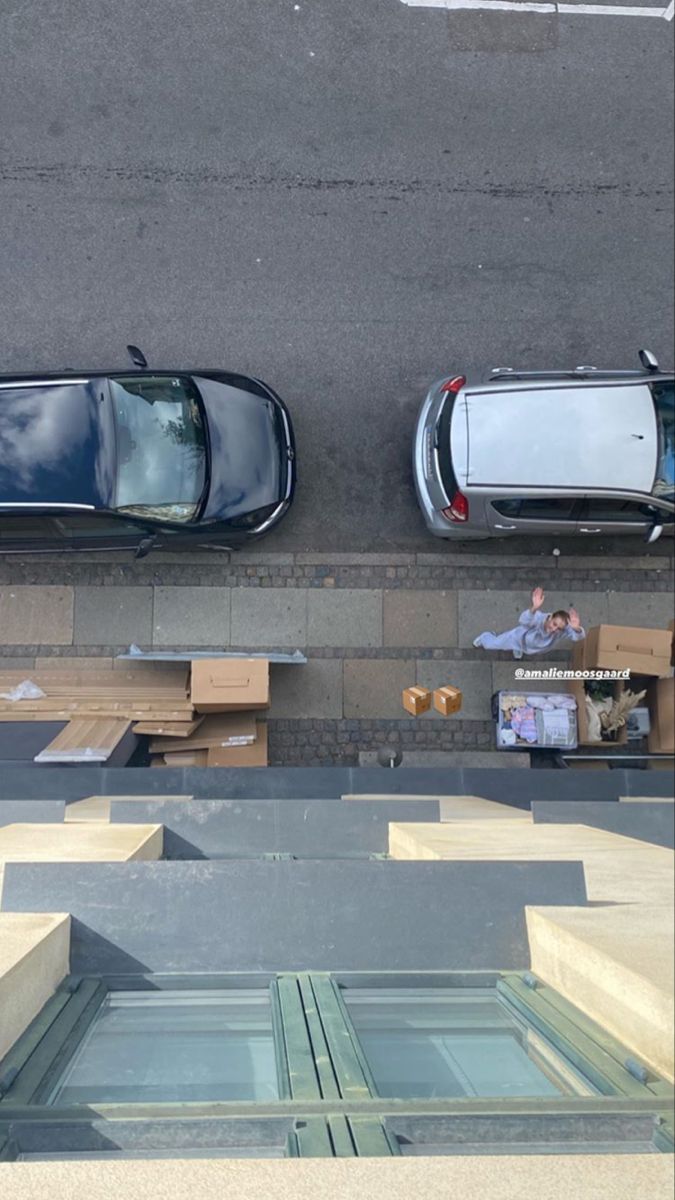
xmin=387 ymin=821 xmax=675 ymax=904
xmin=0 ymin=913 xmax=70 ymax=1059
xmin=527 ymin=905 xmax=675 ymax=1082
xmin=0 ymin=1154 xmax=671 ymax=1200
xmin=0 ymin=824 xmax=163 ymax=898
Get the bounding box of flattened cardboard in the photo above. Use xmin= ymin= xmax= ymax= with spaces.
xmin=402 ymin=686 xmax=432 ymax=717
xmin=647 ymin=677 xmax=675 ymax=753
xmin=150 ymin=712 xmax=257 ymax=755
xmin=190 ymin=659 xmax=269 ymax=713
xmin=579 ymin=626 xmax=672 ymax=679
xmin=207 ymin=723 xmax=268 ymax=767
xmin=433 ymin=686 xmax=463 ymax=717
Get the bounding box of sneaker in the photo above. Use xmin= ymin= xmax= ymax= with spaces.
xmin=512 ymin=650 xmax=523 ymax=660
xmin=473 ymin=636 xmax=483 ymax=649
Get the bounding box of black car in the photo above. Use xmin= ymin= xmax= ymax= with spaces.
xmin=0 ymin=347 xmax=295 ymax=556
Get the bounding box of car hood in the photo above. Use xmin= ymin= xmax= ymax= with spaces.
xmin=195 ymin=377 xmax=285 ymax=521
xmin=0 ymin=380 xmax=115 ymax=506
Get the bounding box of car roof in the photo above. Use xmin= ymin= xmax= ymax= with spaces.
xmin=0 ymin=379 xmax=115 ymax=508
xmin=451 ymin=382 xmax=658 ymax=493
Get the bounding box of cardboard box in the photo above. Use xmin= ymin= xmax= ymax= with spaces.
xmin=207 ymin=723 xmax=268 ymax=767
xmin=161 ymin=749 xmax=209 ymax=767
xmin=578 ymin=626 xmax=672 ymax=679
xmin=433 ymin=686 xmax=463 ymax=717
xmin=402 ymin=686 xmax=432 ymax=717
xmin=668 ymin=620 xmax=675 ymax=667
xmin=190 ymin=659 xmax=269 ymax=713
xmin=570 ymin=680 xmax=628 ymax=747
xmin=149 ymin=712 xmax=257 ymax=755
xmin=647 ymin=677 xmax=675 ymax=753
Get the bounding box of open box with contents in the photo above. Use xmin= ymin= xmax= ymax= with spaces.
xmin=493 ymin=692 xmax=578 ymax=751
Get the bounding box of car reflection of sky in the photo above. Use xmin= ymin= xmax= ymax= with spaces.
xmin=0 ymin=383 xmax=114 ymax=504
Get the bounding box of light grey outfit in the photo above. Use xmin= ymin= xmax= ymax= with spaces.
xmin=475 ymin=609 xmax=585 ymax=659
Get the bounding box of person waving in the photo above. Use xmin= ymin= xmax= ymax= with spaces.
xmin=473 ymin=587 xmax=585 ymax=660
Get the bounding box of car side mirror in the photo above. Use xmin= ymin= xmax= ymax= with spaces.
xmin=645 ymin=524 xmax=663 ymax=544
xmin=639 ymin=348 xmax=659 ymax=372
xmin=134 ymin=536 xmax=157 ymax=559
xmin=127 ymin=344 xmax=148 ymax=369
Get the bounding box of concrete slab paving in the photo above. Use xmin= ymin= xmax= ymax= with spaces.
xmin=231 ymin=588 xmax=307 ymax=647
xmin=153 ymin=587 xmax=231 ymax=647
xmin=307 ymin=590 xmax=382 ymax=648
xmin=34 ymin=656 xmax=114 ymax=670
xmin=0 ymin=586 xmax=73 ymax=645
xmin=607 ymin=591 xmax=675 ymax=630
xmin=415 ymin=658 xmax=493 ymax=722
xmin=268 ymin=659 xmax=343 ymax=719
xmin=0 ymin=912 xmax=70 ymax=1059
xmin=383 ymin=590 xmax=457 ymax=648
xmin=457 ymin=590 xmax=611 ymax=649
xmin=74 ymin=587 xmax=153 ymax=646
xmin=344 ymin=658 xmax=415 ymax=719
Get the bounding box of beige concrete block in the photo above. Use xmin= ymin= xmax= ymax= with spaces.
xmin=439 ymin=797 xmax=531 ymax=822
xmin=0 ymin=823 xmax=163 ymax=865
xmin=387 ymin=821 xmax=675 ymax=904
xmin=0 ymin=586 xmax=73 ymax=645
xmin=527 ymin=905 xmax=674 ymax=1082
xmin=383 ymin=590 xmax=457 ymax=648
xmin=0 ymin=1155 xmax=671 ymax=1200
xmin=0 ymin=913 xmax=70 ymax=1059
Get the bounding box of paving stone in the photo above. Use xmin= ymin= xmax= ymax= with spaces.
xmin=457 ymin=589 xmax=612 ymax=648
xmin=415 ymin=658 xmax=494 ymax=721
xmin=268 ymin=659 xmax=343 ymax=719
xmin=0 ymin=587 xmax=73 ymax=645
xmin=231 ymin=589 xmax=307 ymax=648
xmin=383 ymin=590 xmax=457 ymax=648
xmin=344 ymin=659 xmax=416 ymax=719
xmin=74 ymin=587 xmax=153 ymax=646
xmin=153 ymin=587 xmax=231 ymax=648
xmin=307 ymin=590 xmax=382 ymax=648
xmin=606 ymin=591 xmax=675 ymax=630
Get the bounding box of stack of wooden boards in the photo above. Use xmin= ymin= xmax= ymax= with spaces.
xmin=0 ymin=658 xmax=271 ymax=768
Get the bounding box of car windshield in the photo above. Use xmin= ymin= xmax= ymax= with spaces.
xmin=652 ymin=381 xmax=675 ymax=503
xmin=109 ymin=376 xmax=207 ymax=523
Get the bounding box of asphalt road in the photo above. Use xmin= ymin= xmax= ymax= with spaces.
xmin=0 ymin=0 xmax=673 ymax=555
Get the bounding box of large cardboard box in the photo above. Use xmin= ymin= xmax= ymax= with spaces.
xmin=190 ymin=659 xmax=269 ymax=713
xmin=149 ymin=712 xmax=257 ymax=755
xmin=647 ymin=677 xmax=675 ymax=753
xmin=207 ymin=723 xmax=268 ymax=767
xmin=569 ymin=680 xmax=628 ymax=747
xmin=577 ymin=626 xmax=672 ymax=678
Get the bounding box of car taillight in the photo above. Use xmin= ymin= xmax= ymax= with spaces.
xmin=441 ymin=491 xmax=469 ymax=522
xmin=440 ymin=375 xmax=466 ymax=394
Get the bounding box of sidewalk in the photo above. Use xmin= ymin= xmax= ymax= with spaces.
xmin=1 ymin=550 xmax=673 ymax=766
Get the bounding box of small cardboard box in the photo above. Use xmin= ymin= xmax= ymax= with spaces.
xmin=647 ymin=677 xmax=675 ymax=753
xmin=579 ymin=626 xmax=672 ymax=679
xmin=433 ymin=686 xmax=463 ymax=716
xmin=190 ymin=659 xmax=270 ymax=713
xmin=207 ymin=723 xmax=268 ymax=767
xmin=570 ymin=679 xmax=628 ymax=747
xmin=668 ymin=620 xmax=675 ymax=667
xmin=402 ymin=686 xmax=432 ymax=716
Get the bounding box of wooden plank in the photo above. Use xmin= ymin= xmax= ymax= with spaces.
xmin=132 ymin=717 xmax=204 ymax=738
xmin=0 ymin=705 xmax=193 ymax=721
xmin=34 ymin=718 xmax=132 ymax=763
xmin=149 ymin=713 xmax=257 ymax=754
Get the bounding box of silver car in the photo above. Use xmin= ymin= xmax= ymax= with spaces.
xmin=413 ymin=350 xmax=675 ymax=542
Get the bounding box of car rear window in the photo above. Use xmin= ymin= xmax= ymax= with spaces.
xmin=435 ymin=394 xmax=460 ymax=498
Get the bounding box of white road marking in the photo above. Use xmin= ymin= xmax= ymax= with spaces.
xmin=401 ymin=0 xmax=673 ymax=17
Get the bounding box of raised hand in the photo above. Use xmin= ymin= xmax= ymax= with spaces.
xmin=531 ymin=587 xmax=545 ymax=611
xmin=568 ymin=607 xmax=582 ymax=630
